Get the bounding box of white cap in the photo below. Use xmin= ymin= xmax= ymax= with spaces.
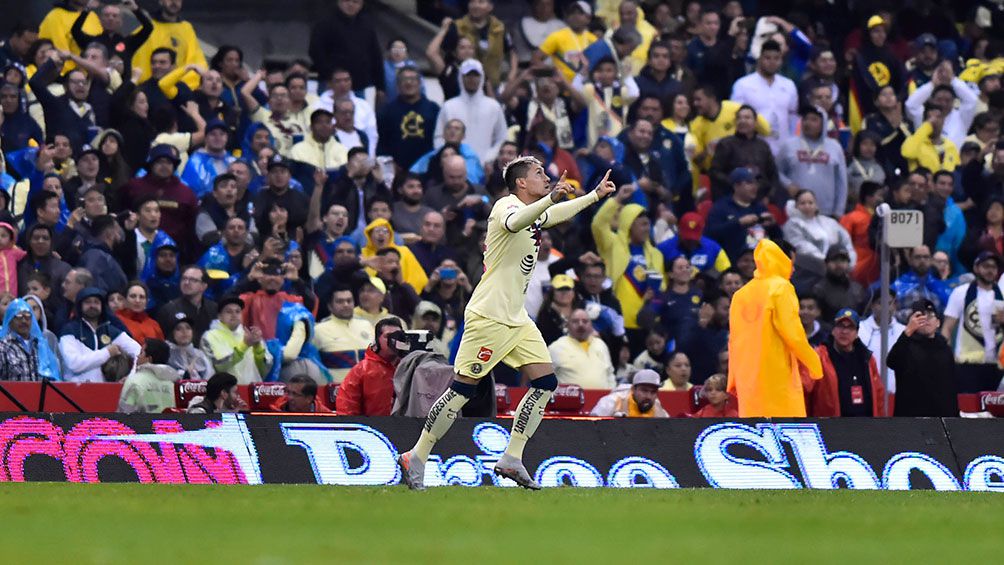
xmin=459 ymin=58 xmax=484 ymax=76
xmin=571 ymin=1 xmax=593 ymax=16
xmin=632 ymin=369 xmax=660 ymax=387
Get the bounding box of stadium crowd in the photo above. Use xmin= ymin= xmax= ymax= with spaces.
xmin=0 ymin=0 xmax=1002 ymax=418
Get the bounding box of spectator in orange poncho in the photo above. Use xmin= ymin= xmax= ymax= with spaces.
xmin=728 ymin=239 xmax=822 ymax=417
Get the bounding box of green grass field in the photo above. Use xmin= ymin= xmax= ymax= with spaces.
xmin=1 ymin=484 xmax=1003 ymax=564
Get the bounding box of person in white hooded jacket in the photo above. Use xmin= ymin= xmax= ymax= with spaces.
xmin=433 ymin=59 xmax=508 ymax=166
xmin=783 ymin=189 xmax=856 ymax=280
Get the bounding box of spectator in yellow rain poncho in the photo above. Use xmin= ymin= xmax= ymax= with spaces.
xmin=728 ymin=239 xmax=822 ymax=417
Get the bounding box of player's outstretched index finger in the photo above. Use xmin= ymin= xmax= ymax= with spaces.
xmin=601 ymin=169 xmax=611 ymax=184
xmin=558 ymin=170 xmax=567 ymax=185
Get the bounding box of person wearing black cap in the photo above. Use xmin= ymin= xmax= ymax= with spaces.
xmin=179 ymin=118 xmax=237 ymax=198
xmin=62 ymin=145 xmax=101 ymax=207
xmin=706 ymin=166 xmax=781 ymax=263
xmin=776 ymin=104 xmax=848 ymax=218
xmin=887 ymin=299 xmax=959 ymax=416
xmin=803 ymin=308 xmax=886 ymax=417
xmin=122 ymin=143 xmax=199 ymax=255
xmin=117 ymin=337 xmax=181 ymax=414
xmin=290 ymin=107 xmax=349 ymax=171
xmin=941 ymin=252 xmax=1004 ymax=392
xmin=906 ymin=33 xmax=940 ymax=92
xmin=252 ymin=155 xmax=310 ymax=238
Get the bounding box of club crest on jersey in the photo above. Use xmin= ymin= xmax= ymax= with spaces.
xmin=470 ymin=363 xmax=483 ymax=375
xmin=477 ymin=347 xmax=493 ymax=362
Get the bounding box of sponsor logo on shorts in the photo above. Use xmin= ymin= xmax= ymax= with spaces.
xmin=477 ymin=347 xmax=493 ymax=362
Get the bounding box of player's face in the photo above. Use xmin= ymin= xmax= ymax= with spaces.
xmin=521 ymin=164 xmax=550 ymax=198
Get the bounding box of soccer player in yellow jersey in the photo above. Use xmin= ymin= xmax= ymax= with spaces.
xmin=398 ymin=157 xmax=616 ymax=490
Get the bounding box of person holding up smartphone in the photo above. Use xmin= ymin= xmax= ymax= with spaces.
xmin=886 ymin=299 xmax=959 ymax=416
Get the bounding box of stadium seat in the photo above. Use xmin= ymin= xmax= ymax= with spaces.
xmin=175 ymin=380 xmax=207 ymax=409
xmin=251 ymin=382 xmax=288 ymax=411
xmin=495 ymin=384 xmax=511 ymax=415
xmin=979 ymin=392 xmax=1004 ymax=417
xmin=546 ymin=383 xmax=584 ymax=414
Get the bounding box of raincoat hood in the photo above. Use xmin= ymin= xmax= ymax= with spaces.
xmin=362 ymin=218 xmax=396 ymax=255
xmin=456 ymin=58 xmax=486 ymax=100
xmin=140 ymin=232 xmax=180 ymax=283
xmin=753 ymin=238 xmax=793 ymax=281
xmin=728 ymin=238 xmax=821 ymax=417
xmin=1 ymin=298 xmax=61 ymax=380
xmin=617 ymin=204 xmax=647 ymax=246
xmin=74 ymin=287 xmax=111 ymax=322
xmin=22 ymin=294 xmax=48 ymax=333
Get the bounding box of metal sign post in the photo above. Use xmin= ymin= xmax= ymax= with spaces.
xmin=876 ymin=204 xmax=923 ymax=416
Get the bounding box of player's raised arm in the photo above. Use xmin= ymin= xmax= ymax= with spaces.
xmin=502 ymin=158 xmax=568 ymax=232
xmin=541 ymin=169 xmax=617 ymax=228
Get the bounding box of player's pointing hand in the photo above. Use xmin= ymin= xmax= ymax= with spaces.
xmin=595 ymin=170 xmax=616 ymax=198
xmin=550 ymin=170 xmax=571 ymax=203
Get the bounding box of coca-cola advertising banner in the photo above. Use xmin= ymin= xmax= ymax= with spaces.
xmin=1 ymin=413 xmax=1002 ymax=490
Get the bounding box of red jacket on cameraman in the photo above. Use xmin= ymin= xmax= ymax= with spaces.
xmin=335 ymin=347 xmax=397 ymax=415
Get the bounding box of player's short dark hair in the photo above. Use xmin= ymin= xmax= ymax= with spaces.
xmin=375 ymin=247 xmax=401 ymax=259
xmin=206 ymin=372 xmax=238 ymax=402
xmin=503 ymin=156 xmax=542 ymax=192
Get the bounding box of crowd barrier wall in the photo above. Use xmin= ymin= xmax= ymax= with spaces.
xmin=1 ymin=413 xmax=1002 ymax=490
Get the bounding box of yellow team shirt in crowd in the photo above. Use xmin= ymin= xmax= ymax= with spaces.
xmin=689 ymin=100 xmax=772 ymax=170
xmin=465 ymin=194 xmax=549 ymax=327
xmin=132 ymin=18 xmax=207 ymax=90
xmin=313 ymin=316 xmax=374 ymax=384
xmin=538 ymin=28 xmax=597 ymax=82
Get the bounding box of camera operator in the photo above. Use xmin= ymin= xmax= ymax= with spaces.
xmin=335 ymin=316 xmax=406 ymax=415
